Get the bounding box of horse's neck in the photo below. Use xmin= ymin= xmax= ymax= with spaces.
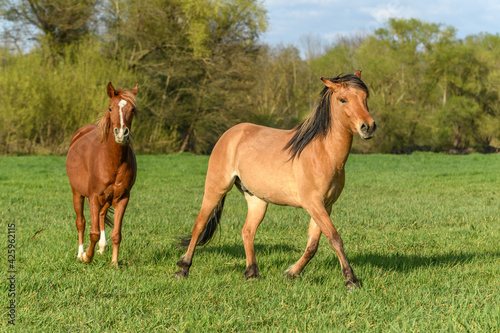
xmin=105 ymin=135 xmax=130 ymax=165
xmin=323 ymin=124 xmax=354 ymax=169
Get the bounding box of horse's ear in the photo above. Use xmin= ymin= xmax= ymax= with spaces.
xmin=354 ymin=70 xmax=362 ymax=78
xmin=131 ymin=84 xmax=138 ymax=95
xmin=321 ymin=77 xmax=341 ymax=91
xmin=107 ymin=82 xmax=115 ymax=99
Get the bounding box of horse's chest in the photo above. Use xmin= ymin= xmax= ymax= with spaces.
xmin=324 ymin=170 xmax=345 ymax=204
xmin=94 ymin=165 xmax=135 ymax=203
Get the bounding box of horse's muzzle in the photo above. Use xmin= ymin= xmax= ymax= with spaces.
xmin=358 ymin=121 xmax=377 ymax=140
xmin=113 ymin=127 xmax=130 ymax=144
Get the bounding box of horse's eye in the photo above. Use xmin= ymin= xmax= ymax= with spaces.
xmin=340 ymin=98 xmax=347 ymax=104
xmin=109 ymin=108 xmax=112 ymax=112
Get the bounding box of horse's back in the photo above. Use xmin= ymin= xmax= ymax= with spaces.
xmin=69 ymin=124 xmax=97 ymax=149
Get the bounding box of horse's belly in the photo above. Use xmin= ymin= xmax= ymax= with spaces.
xmin=66 ymin=145 xmax=91 ymax=197
xmin=237 ymin=164 xmax=301 ymax=207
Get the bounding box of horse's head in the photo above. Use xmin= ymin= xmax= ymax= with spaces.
xmin=321 ymin=71 xmax=376 ymax=140
xmin=106 ymin=82 xmax=138 ymax=145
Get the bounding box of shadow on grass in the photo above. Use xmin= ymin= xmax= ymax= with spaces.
xmin=350 ymin=250 xmax=500 ymax=272
xmin=154 ymin=239 xmax=499 ymax=279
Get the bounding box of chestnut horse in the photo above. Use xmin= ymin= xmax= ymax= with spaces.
xmin=176 ymin=71 xmax=376 ymax=289
xmin=66 ymin=82 xmax=138 ymax=266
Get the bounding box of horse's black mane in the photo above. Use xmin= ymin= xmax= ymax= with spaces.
xmin=284 ymin=74 xmax=369 ymax=160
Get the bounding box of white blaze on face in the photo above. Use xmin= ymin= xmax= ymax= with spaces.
xmin=118 ymin=99 xmax=127 ymax=131
xmin=113 ymin=99 xmax=128 ymax=143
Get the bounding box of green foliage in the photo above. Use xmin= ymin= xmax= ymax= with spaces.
xmin=0 ymin=154 xmax=498 ymax=331
xmin=312 ymin=18 xmax=500 ymax=153
xmin=1 ymin=12 xmax=500 ymax=154
xmin=0 ymin=38 xmax=137 ymax=154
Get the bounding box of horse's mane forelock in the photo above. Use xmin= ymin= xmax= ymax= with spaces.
xmin=284 ymin=74 xmax=368 ymax=160
xmin=95 ymin=89 xmax=137 ymax=142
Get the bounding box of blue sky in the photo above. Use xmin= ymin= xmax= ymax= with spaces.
xmin=261 ymin=0 xmax=500 ymax=49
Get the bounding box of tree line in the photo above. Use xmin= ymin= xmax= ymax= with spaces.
xmin=1 ymin=1 xmax=499 ymax=155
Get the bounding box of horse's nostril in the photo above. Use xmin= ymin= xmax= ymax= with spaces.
xmin=123 ymin=128 xmax=130 ymax=137
xmin=113 ymin=128 xmax=119 ymax=136
xmin=360 ymin=123 xmax=368 ymax=133
xmin=373 ymin=122 xmax=377 ymax=132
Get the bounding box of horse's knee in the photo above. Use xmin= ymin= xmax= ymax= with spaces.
xmin=111 ymin=232 xmax=121 ymax=245
xmin=76 ymin=217 xmax=86 ymax=229
xmin=89 ymin=231 xmax=100 ymax=243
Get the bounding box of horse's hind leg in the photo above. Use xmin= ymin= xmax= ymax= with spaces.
xmin=176 ymin=192 xmax=226 ymax=278
xmin=284 ymin=217 xmax=322 ymax=277
xmin=110 ymin=196 xmax=130 ymax=266
xmin=242 ymin=193 xmax=267 ymax=279
xmin=176 ymin=143 xmax=236 ymax=278
xmin=72 ymin=191 xmax=86 ymax=260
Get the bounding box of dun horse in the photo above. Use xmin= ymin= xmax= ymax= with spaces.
xmin=176 ymin=71 xmax=376 ymax=289
xmin=66 ymin=82 xmax=138 ymax=266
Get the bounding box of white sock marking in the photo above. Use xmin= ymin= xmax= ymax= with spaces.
xmin=78 ymin=244 xmax=84 ymax=258
xmin=99 ymin=230 xmax=107 ymax=246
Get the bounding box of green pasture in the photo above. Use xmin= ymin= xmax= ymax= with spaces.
xmin=1 ymin=153 xmax=499 ymax=331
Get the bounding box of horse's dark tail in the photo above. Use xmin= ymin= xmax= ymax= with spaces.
xmin=105 ymin=206 xmax=114 ymax=227
xmin=179 ymin=195 xmax=226 ymax=248
xmin=86 ymin=197 xmax=114 ymax=227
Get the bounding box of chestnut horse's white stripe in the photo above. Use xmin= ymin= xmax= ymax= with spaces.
xmin=118 ymin=99 xmax=127 ymax=130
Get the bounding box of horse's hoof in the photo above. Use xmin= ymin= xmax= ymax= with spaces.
xmin=175 ymin=271 xmax=187 ymax=279
xmin=245 ymin=273 xmax=260 ymax=280
xmin=244 ymin=264 xmax=259 ymax=279
xmin=81 ymin=252 xmax=93 ymax=263
xmin=283 ymin=267 xmax=299 ymax=279
xmin=346 ymin=280 xmax=360 ymax=291
xmin=110 ymin=261 xmax=119 ymax=268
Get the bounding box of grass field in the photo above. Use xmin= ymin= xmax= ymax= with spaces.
xmin=1 ymin=153 xmax=499 ymax=332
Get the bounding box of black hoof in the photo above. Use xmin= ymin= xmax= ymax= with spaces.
xmin=175 ymin=270 xmax=188 ymax=279
xmin=244 ymin=264 xmax=259 ymax=279
xmin=345 ymin=279 xmax=361 ymax=291
xmin=176 ymin=257 xmax=190 ymax=279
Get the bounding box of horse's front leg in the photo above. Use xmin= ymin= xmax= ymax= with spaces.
xmin=284 ymin=217 xmax=322 ymax=277
xmin=97 ymin=202 xmax=111 ymax=255
xmin=305 ymin=200 xmax=359 ymax=290
xmin=285 ymin=205 xmax=332 ymax=277
xmin=110 ymin=195 xmax=130 ymax=267
xmin=81 ymin=196 xmax=102 ymax=263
